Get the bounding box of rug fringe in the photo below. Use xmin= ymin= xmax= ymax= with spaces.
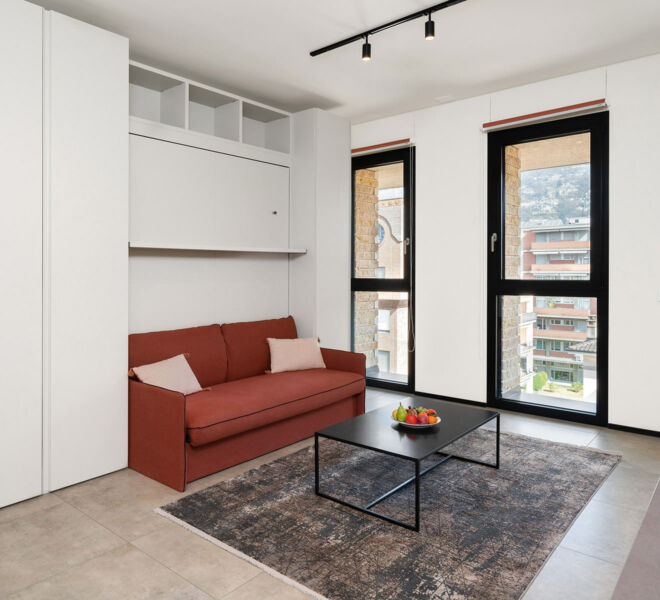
xmin=154 ymin=507 xmax=329 ymax=600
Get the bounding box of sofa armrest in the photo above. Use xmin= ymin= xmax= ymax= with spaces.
xmin=321 ymin=348 xmax=366 ymax=377
xmin=128 ymin=379 xmax=187 ymax=491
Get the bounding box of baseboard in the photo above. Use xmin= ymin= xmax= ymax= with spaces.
xmin=607 ymin=423 xmax=660 ymax=439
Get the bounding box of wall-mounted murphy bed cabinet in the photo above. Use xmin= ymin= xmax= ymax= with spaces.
xmin=128 ymin=62 xmax=301 ymax=255
xmin=127 ymin=62 xmax=307 ymax=335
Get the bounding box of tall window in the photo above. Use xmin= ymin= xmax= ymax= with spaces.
xmin=488 ymin=113 xmax=608 ymax=424
xmin=351 ymin=147 xmax=415 ymax=391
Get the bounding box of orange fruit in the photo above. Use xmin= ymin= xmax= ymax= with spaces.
xmin=428 ymin=415 xmax=438 ymax=424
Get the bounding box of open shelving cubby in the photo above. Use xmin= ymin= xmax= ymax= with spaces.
xmin=188 ymin=84 xmax=240 ymax=142
xmin=242 ymin=102 xmax=290 ymax=153
xmin=128 ymin=62 xmax=292 ymax=159
xmin=129 ymin=64 xmax=185 ymax=128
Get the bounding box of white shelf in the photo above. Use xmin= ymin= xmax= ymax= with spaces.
xmin=129 ymin=242 xmax=306 ymax=254
xmin=128 ymin=61 xmax=291 ymax=156
xmin=129 ymin=64 xmax=185 ymax=128
xmin=242 ymin=102 xmax=290 ymax=153
xmin=188 ymin=84 xmax=240 ymax=141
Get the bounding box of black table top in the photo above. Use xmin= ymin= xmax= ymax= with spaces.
xmin=317 ymin=398 xmax=499 ymax=461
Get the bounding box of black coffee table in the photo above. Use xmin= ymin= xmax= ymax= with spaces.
xmin=314 ymin=399 xmax=500 ymax=531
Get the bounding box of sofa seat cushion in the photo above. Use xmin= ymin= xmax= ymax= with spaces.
xmin=185 ymin=369 xmax=365 ymax=447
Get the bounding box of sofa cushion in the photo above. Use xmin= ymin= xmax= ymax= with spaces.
xmin=221 ymin=316 xmax=297 ymax=381
xmin=185 ymin=369 xmax=365 ymax=446
xmin=132 ymin=354 xmax=202 ymax=395
xmin=267 ymin=337 xmax=326 ymax=373
xmin=129 ymin=324 xmax=228 ymax=388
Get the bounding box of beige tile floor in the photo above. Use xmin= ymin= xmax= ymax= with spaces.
xmin=1 ymin=388 xmax=658 ymax=600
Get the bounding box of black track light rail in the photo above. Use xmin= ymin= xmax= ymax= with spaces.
xmin=310 ymin=0 xmax=467 ymax=57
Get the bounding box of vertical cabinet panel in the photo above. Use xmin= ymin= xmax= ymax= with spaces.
xmin=46 ymin=13 xmax=129 ymax=490
xmin=0 ymin=0 xmax=43 ymax=508
xmin=129 ymin=135 xmax=290 ymax=249
xmin=289 ymin=109 xmax=351 ymax=349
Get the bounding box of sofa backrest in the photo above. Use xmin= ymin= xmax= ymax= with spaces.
xmin=221 ymin=316 xmax=297 ymax=381
xmin=129 ymin=324 xmax=228 ymax=388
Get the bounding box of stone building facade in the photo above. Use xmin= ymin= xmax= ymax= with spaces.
xmin=353 ymin=168 xmax=378 ymax=368
xmin=352 ymin=165 xmax=407 ymax=376
xmin=500 ymin=145 xmax=522 ymax=395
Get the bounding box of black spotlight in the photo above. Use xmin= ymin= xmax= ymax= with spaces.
xmin=362 ymin=36 xmax=371 ymax=61
xmin=425 ymin=14 xmax=435 ymax=40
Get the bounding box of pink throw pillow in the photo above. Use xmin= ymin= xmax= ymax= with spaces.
xmin=267 ymin=338 xmax=326 ymax=374
xmin=132 ymin=354 xmax=202 ymax=395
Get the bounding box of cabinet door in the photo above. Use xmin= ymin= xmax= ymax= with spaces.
xmin=0 ymin=0 xmax=43 ymax=508
xmin=130 ymin=135 xmax=290 ymax=250
xmin=46 ymin=12 xmax=129 ymax=490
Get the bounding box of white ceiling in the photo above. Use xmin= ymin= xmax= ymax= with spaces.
xmin=33 ymin=0 xmax=660 ymax=123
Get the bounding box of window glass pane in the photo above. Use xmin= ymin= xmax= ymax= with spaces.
xmin=354 ymin=163 xmax=404 ymax=278
xmin=499 ymin=295 xmax=597 ymax=414
xmin=504 ymin=133 xmax=591 ymax=280
xmin=353 ymin=291 xmax=408 ymax=384
xmin=377 ymin=309 xmax=390 ymax=331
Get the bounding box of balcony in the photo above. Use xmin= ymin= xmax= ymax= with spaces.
xmin=533 ymin=350 xmax=583 ymax=364
xmin=531 ymin=264 xmax=590 ymax=272
xmin=521 ymin=311 xmax=536 ymax=324
xmin=533 ymin=327 xmax=588 ymax=341
xmin=529 ymin=240 xmax=590 ymax=251
xmin=535 ymin=307 xmax=589 ymax=318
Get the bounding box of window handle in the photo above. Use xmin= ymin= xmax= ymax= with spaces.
xmin=404 ymin=237 xmax=410 ymax=254
xmin=490 ymin=232 xmax=498 ymax=253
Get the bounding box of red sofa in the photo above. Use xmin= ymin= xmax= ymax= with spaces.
xmin=128 ymin=316 xmax=365 ymax=491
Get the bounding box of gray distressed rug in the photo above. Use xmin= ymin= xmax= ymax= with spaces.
xmin=158 ymin=429 xmax=619 ymax=600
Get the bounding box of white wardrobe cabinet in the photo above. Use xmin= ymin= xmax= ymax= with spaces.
xmin=1 ymin=1 xmax=129 ymax=507
xmin=0 ymin=0 xmax=44 ymax=509
xmin=45 ymin=12 xmax=129 ymax=491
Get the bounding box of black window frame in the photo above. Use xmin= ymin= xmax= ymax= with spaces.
xmin=487 ymin=112 xmax=609 ymax=426
xmin=351 ymin=146 xmax=415 ymax=392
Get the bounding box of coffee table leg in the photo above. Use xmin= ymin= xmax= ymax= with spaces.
xmin=314 ymin=433 xmax=319 ymax=495
xmin=496 ymin=414 xmax=500 ymax=469
xmin=414 ymin=460 xmax=421 ymax=532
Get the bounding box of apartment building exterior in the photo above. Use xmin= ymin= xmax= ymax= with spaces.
xmin=518 ymin=218 xmax=597 ymax=399
xmin=522 ymin=218 xmax=591 ymax=281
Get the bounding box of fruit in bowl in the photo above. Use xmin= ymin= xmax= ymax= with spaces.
xmin=391 ymin=403 xmax=439 ymax=426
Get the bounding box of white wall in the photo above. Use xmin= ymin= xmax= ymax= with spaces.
xmin=314 ymin=110 xmax=351 ymax=350
xmin=352 ymin=56 xmax=660 ymax=432
xmin=413 ymin=99 xmax=490 ymax=402
xmin=129 ymin=251 xmax=289 ymax=333
xmin=290 ymin=109 xmax=351 ymax=350
xmin=607 ymin=54 xmax=660 ymax=431
xmin=289 ymin=110 xmax=317 ymax=340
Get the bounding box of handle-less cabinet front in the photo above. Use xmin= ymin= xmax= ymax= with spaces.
xmin=129 ymin=135 xmax=290 ymax=250
xmin=0 ymin=0 xmax=43 ymax=509
xmin=45 ymin=12 xmax=129 ymax=491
